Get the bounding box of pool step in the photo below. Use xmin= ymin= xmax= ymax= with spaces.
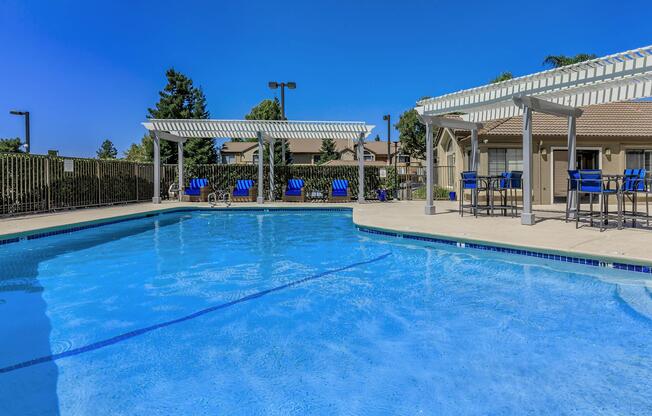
xmin=617 ymin=284 xmax=652 ymax=321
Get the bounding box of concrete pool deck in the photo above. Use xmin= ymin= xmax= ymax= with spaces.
xmin=1 ymin=200 xmax=651 ymax=266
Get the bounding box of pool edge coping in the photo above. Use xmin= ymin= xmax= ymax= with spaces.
xmin=1 ymin=205 xmax=651 ymax=274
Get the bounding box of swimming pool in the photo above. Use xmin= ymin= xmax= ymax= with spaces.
xmin=1 ymin=209 xmax=651 ymax=415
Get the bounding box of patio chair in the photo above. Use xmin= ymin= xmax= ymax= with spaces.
xmin=459 ymin=171 xmax=484 ymax=217
xmin=231 ymin=179 xmax=257 ymax=202
xmin=183 ymin=178 xmax=210 ymax=202
xmin=495 ymin=171 xmax=522 ymax=217
xmin=575 ymin=169 xmax=619 ymax=231
xmin=565 ymin=170 xmax=580 ymax=223
xmin=283 ymin=179 xmax=305 ymax=202
xmin=621 ymin=168 xmax=649 ymax=227
xmin=328 ymin=179 xmax=350 ymax=202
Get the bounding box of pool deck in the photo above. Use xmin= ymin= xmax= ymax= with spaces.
xmin=1 ymin=200 xmax=651 ymax=266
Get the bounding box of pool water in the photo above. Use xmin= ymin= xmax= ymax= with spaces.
xmin=1 ymin=210 xmax=651 ymax=415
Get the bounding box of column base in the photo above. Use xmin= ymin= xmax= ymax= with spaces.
xmin=521 ymin=212 xmax=536 ymax=225
xmin=257 ymin=197 xmax=264 ymax=204
xmin=424 ymin=205 xmax=436 ymax=215
xmin=152 ymin=197 xmax=161 ymax=204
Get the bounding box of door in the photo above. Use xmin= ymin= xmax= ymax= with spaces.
xmin=553 ymin=149 xmax=600 ymax=203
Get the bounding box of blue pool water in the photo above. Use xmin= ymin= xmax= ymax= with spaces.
xmin=1 ymin=210 xmax=651 ymax=415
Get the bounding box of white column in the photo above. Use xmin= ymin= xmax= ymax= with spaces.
xmin=357 ymin=133 xmax=365 ymax=203
xmin=152 ymin=132 xmax=161 ymax=204
xmin=281 ymin=140 xmax=286 ymax=165
xmin=425 ymin=122 xmax=435 ymax=215
xmin=521 ymin=106 xmax=535 ymax=225
xmin=269 ymin=139 xmax=275 ymax=201
xmin=470 ymin=128 xmax=479 ymax=171
xmin=177 ymin=140 xmax=184 ymax=202
xmin=257 ymin=131 xmax=264 ymax=204
xmin=567 ymin=116 xmax=577 ymax=217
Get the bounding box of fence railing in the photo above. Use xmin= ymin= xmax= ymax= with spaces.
xmin=0 ymin=152 xmax=385 ymax=217
xmin=396 ymin=165 xmax=456 ymax=200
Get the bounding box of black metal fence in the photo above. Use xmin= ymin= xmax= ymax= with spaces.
xmin=0 ymin=152 xmax=384 ymax=217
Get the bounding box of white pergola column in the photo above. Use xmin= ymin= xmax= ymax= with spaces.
xmin=357 ymin=132 xmax=365 ymax=203
xmin=521 ymin=106 xmax=535 ymax=225
xmin=470 ymin=128 xmax=479 ymax=171
xmin=257 ymin=131 xmax=264 ymax=204
xmin=177 ymin=140 xmax=184 ymax=201
xmin=425 ymin=121 xmax=435 ymax=215
xmin=152 ymin=132 xmax=161 ymax=204
xmin=567 ymin=115 xmax=577 ymax=217
xmin=269 ymin=139 xmax=275 ymax=201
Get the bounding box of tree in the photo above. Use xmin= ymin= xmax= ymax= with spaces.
xmin=317 ymin=138 xmax=339 ymax=165
xmin=490 ymin=71 xmax=513 ymax=83
xmin=542 ymin=53 xmax=597 ymax=68
xmin=244 ymin=97 xmax=292 ymax=164
xmin=395 ymin=108 xmax=428 ymax=159
xmin=124 ymin=134 xmax=153 ymax=162
xmin=96 ymin=139 xmax=118 ymax=159
xmin=147 ymin=68 xmax=216 ymax=165
xmin=0 ymin=138 xmax=22 ymax=153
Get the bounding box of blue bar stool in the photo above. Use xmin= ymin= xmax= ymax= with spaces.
xmin=575 ymin=170 xmax=619 ymax=231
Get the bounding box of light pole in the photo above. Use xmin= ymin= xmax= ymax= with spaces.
xmin=394 ymin=141 xmax=399 ymax=200
xmin=383 ymin=114 xmax=391 ymax=166
xmin=268 ymin=81 xmax=296 ymax=165
xmin=10 ymin=110 xmax=30 ymax=153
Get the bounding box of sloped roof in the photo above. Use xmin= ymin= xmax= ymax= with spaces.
xmin=479 ymin=102 xmax=652 ymax=137
xmin=322 ymin=159 xmax=389 ymax=167
xmin=221 ymin=138 xmax=400 ymax=155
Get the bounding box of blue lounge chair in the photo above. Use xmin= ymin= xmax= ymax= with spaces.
xmin=622 ymin=169 xmax=649 ymax=227
xmin=184 ymin=178 xmax=210 ymax=202
xmin=283 ymin=179 xmax=305 ymax=202
xmin=329 ymin=179 xmax=350 ymax=202
xmin=575 ymin=169 xmax=619 ymax=231
xmin=231 ymin=179 xmax=257 ymax=202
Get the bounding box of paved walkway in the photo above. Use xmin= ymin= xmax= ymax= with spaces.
xmin=1 ymin=200 xmax=651 ymax=265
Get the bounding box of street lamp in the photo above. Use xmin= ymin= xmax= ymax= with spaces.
xmin=268 ymin=81 xmax=296 ymax=164
xmin=9 ymin=110 xmax=30 ymax=153
xmin=382 ymin=114 xmax=391 ymax=166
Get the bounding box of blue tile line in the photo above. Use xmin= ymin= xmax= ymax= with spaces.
xmin=357 ymin=226 xmax=652 ymax=275
xmin=0 ymin=251 xmax=391 ymax=375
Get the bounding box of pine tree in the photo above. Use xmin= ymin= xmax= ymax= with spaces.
xmin=0 ymin=138 xmax=23 ymax=153
xmin=318 ymin=138 xmax=339 ymax=164
xmin=146 ymin=69 xmax=216 ymax=165
xmin=123 ymin=134 xmax=153 ymax=162
xmin=244 ymin=98 xmax=291 ymax=164
xmin=96 ymin=139 xmax=118 ymax=159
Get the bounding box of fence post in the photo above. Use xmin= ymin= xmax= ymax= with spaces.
xmin=97 ymin=160 xmax=101 ymax=205
xmin=46 ymin=157 xmax=51 ymax=211
xmin=135 ymin=164 xmax=139 ymax=201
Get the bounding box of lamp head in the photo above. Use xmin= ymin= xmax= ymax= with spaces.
xmin=268 ymin=82 xmax=279 ymax=89
xmin=286 ymin=82 xmax=296 ymax=89
xmin=382 ymin=114 xmax=390 ymax=121
xmin=10 ymin=110 xmax=27 ymax=116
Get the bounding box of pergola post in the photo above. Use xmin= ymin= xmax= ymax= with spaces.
xmin=521 ymin=106 xmax=535 ymax=225
xmin=269 ymin=138 xmax=275 ymax=201
xmin=357 ymin=132 xmax=365 ymax=203
xmin=567 ymin=115 xmax=577 ymax=217
xmin=257 ymin=131 xmax=264 ymax=204
xmin=177 ymin=140 xmax=184 ymax=202
xmin=425 ymin=121 xmax=435 ymax=215
xmin=152 ymin=132 xmax=161 ymax=204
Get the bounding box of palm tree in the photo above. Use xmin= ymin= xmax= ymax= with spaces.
xmin=542 ymin=53 xmax=597 ymax=68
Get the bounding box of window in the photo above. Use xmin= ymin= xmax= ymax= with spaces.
xmin=312 ymin=154 xmax=321 ymax=164
xmin=252 ymin=150 xmax=259 ymax=164
xmin=626 ymin=150 xmax=652 ymax=171
xmin=221 ymin=154 xmax=235 ymax=164
xmin=445 ymin=140 xmax=456 ymax=187
xmin=363 ymin=150 xmax=374 ymax=161
xmin=397 ymin=154 xmax=410 ymax=163
xmin=488 ymin=148 xmax=523 ymax=176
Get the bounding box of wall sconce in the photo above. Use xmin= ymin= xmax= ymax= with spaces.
xmin=605 ymin=147 xmax=612 ymax=157
xmin=541 ymin=147 xmax=547 ymax=156
xmin=483 ymin=139 xmax=489 ymax=144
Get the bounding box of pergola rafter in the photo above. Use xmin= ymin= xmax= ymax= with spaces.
xmin=142 ymin=119 xmax=374 ymax=204
xmin=415 ymin=45 xmax=652 ymax=225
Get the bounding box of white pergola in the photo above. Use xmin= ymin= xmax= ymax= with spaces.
xmin=141 ymin=119 xmax=375 ymax=204
xmin=415 ymin=45 xmax=652 ymax=224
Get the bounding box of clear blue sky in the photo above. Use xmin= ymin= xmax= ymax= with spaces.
xmin=1 ymin=0 xmax=650 ymax=157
